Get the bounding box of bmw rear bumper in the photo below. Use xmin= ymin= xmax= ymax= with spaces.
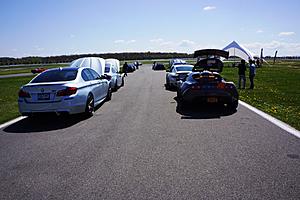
xmin=18 ymin=97 xmax=86 ymax=115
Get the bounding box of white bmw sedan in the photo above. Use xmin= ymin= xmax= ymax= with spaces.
xmin=18 ymin=67 xmax=111 ymax=117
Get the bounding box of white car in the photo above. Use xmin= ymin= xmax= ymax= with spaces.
xmin=18 ymin=67 xmax=111 ymax=117
xmin=165 ymin=64 xmax=194 ymax=89
xmin=105 ymin=59 xmax=124 ymax=91
xmin=169 ymin=59 xmax=186 ymax=68
xmin=70 ymin=57 xmax=106 ymax=76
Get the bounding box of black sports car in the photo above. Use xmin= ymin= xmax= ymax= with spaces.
xmin=152 ymin=63 xmax=165 ymax=70
xmin=177 ymin=49 xmax=239 ymax=110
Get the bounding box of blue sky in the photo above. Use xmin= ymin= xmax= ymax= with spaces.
xmin=1 ymin=0 xmax=300 ymax=57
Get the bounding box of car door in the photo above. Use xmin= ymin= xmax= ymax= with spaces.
xmin=88 ymin=69 xmax=106 ymax=101
xmin=167 ymin=66 xmax=174 ymax=81
xmin=111 ymin=67 xmax=121 ymax=87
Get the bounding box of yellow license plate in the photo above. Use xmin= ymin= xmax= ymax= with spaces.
xmin=207 ymin=97 xmax=218 ymax=103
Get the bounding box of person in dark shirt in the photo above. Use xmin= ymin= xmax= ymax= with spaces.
xmin=123 ymin=62 xmax=128 ymax=77
xmin=237 ymin=59 xmax=246 ymax=89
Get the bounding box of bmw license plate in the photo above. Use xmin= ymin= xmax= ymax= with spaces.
xmin=38 ymin=93 xmax=50 ymax=100
xmin=207 ymin=97 xmax=218 ymax=103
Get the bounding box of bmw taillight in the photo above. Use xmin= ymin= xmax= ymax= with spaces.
xmin=18 ymin=89 xmax=31 ymax=98
xmin=104 ymin=74 xmax=112 ymax=81
xmin=57 ymin=87 xmax=77 ymax=96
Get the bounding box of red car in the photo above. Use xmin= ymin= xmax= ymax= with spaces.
xmin=31 ymin=67 xmax=47 ymax=74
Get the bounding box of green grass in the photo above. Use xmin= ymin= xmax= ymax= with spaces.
xmin=222 ymin=61 xmax=300 ymax=130
xmin=0 ymin=64 xmax=68 ymax=75
xmin=0 ymin=76 xmax=34 ymax=124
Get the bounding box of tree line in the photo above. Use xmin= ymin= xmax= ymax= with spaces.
xmin=0 ymin=52 xmax=193 ymax=65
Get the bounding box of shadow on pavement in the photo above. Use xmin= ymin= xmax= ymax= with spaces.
xmin=175 ymin=97 xmax=237 ymax=119
xmin=3 ymin=114 xmax=89 ymax=133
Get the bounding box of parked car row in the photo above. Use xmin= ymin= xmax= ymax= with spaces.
xmin=165 ymin=51 xmax=239 ymax=111
xmin=18 ymin=57 xmax=125 ymax=117
xmin=127 ymin=61 xmax=142 ymax=73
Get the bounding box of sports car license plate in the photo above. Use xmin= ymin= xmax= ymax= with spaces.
xmin=38 ymin=93 xmax=50 ymax=100
xmin=207 ymin=97 xmax=218 ymax=103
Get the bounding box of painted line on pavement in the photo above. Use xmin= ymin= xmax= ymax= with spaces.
xmin=239 ymin=100 xmax=300 ymax=139
xmin=0 ymin=116 xmax=27 ymax=130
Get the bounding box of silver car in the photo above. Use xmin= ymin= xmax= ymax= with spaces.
xmin=18 ymin=67 xmax=111 ymax=117
xmin=165 ymin=64 xmax=194 ymax=89
xmin=104 ymin=61 xmax=124 ymax=91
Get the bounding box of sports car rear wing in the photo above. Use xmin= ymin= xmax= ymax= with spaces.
xmin=193 ymin=49 xmax=229 ymax=59
xmin=193 ymin=49 xmax=228 ymax=73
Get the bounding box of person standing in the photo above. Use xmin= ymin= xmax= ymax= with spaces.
xmin=123 ymin=62 xmax=128 ymax=77
xmin=237 ymin=59 xmax=246 ymax=89
xmin=249 ymin=59 xmax=256 ymax=89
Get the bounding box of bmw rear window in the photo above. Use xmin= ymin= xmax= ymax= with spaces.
xmin=31 ymin=69 xmax=78 ymax=83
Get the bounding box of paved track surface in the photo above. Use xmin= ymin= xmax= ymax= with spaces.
xmin=0 ymin=65 xmax=299 ymax=199
xmin=0 ymin=73 xmax=34 ymax=79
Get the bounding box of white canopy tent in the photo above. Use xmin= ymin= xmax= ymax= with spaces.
xmin=223 ymin=41 xmax=255 ymax=62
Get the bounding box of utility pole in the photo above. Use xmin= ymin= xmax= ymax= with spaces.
xmin=273 ymin=50 xmax=278 ymax=64
xmin=260 ymin=48 xmax=263 ymax=67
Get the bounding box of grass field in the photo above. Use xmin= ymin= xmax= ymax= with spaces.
xmin=0 ymin=60 xmax=299 ymax=131
xmin=0 ymin=63 xmax=68 ymax=75
xmin=0 ymin=76 xmax=34 ymax=124
xmin=222 ymin=61 xmax=300 ymax=130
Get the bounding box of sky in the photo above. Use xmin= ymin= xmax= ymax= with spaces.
xmin=1 ymin=0 xmax=300 ymax=58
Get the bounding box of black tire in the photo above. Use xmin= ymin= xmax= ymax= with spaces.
xmin=112 ymin=81 xmax=118 ymax=92
xmin=121 ymin=77 xmax=124 ymax=87
xmin=106 ymin=87 xmax=112 ymax=101
xmin=177 ymin=89 xmax=182 ymax=99
xmin=228 ymin=100 xmax=238 ymax=111
xmin=165 ymin=79 xmax=170 ymax=90
xmin=85 ymin=94 xmax=94 ymax=117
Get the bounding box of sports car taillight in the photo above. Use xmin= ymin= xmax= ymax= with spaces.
xmin=225 ymin=84 xmax=234 ymax=89
xmin=18 ymin=89 xmax=31 ymax=98
xmin=217 ymin=82 xmax=226 ymax=89
xmin=191 ymin=85 xmax=201 ymax=90
xmin=57 ymin=87 xmax=77 ymax=96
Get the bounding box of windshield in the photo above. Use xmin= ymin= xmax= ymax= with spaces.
xmin=31 ymin=69 xmax=78 ymax=83
xmin=105 ymin=64 xmax=111 ymax=73
xmin=176 ymin=66 xmax=193 ymax=72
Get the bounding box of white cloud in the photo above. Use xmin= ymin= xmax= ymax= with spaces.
xmin=244 ymin=41 xmax=300 ymax=56
xmin=278 ymin=32 xmax=295 ymax=36
xmin=114 ymin=39 xmax=136 ymax=44
xmin=179 ymin=40 xmax=195 ymax=47
xmin=150 ymin=38 xmax=164 ymax=43
xmin=203 ymin=6 xmax=216 ymax=11
xmin=114 ymin=40 xmax=125 ymax=44
xmin=127 ymin=40 xmax=136 ymax=44
xmin=160 ymin=41 xmax=173 ymax=46
xmin=34 ymin=45 xmax=44 ymax=51
xmin=256 ymin=29 xmax=264 ymax=33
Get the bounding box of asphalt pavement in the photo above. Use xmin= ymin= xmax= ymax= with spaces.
xmin=0 ymin=64 xmax=299 ymax=200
